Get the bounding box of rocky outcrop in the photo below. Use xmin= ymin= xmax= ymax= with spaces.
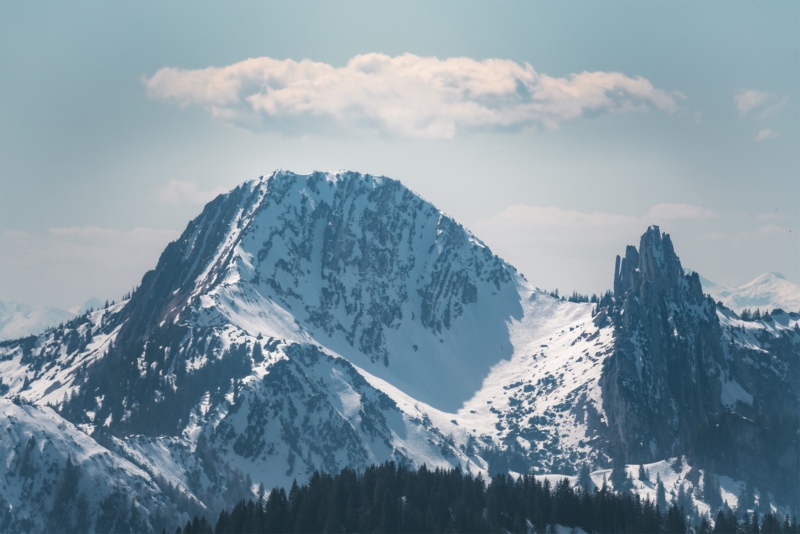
xmin=3 ymin=175 xmax=799 ymax=525
xmin=602 ymin=226 xmax=724 ymax=462
xmin=600 ymin=226 xmax=800 ymax=506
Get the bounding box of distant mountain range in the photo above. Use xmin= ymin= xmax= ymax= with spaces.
xmin=693 ymin=272 xmax=800 ymax=313
xmin=0 ymin=171 xmax=797 ymax=532
xmin=0 ymin=298 xmax=102 ymax=341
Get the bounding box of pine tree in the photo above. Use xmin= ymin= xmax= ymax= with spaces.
xmin=610 ymin=453 xmax=631 ymax=493
xmin=665 ymin=503 xmax=687 ymax=534
xmin=714 ymin=509 xmax=737 ymax=534
xmin=656 ymin=474 xmax=668 ymax=512
xmin=704 ymin=472 xmax=723 ymax=511
xmin=738 ymin=480 xmax=755 ymax=514
xmin=757 ymin=489 xmax=771 ymax=515
xmin=252 ymin=341 xmax=264 ymax=363
xmin=577 ymin=463 xmax=594 ymax=492
xmin=639 ymin=463 xmax=649 ymax=482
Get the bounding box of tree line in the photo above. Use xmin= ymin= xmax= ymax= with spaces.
xmin=171 ymin=462 xmax=799 ymax=533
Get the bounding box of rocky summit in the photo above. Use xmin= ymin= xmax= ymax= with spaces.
xmin=0 ymin=171 xmax=797 ymax=532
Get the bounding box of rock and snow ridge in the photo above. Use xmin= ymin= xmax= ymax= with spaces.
xmin=0 ymin=399 xmax=185 ymax=533
xmin=0 ymin=301 xmax=74 ymax=341
xmin=0 ymin=298 xmax=104 ymax=341
xmin=0 ymin=170 xmax=798 ymax=531
xmin=692 ymin=271 xmax=800 ymax=314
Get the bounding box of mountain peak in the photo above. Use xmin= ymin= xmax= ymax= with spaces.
xmin=91 ymin=170 xmax=521 ymax=425
xmin=3 ymin=173 xmax=798 ymax=525
xmin=697 ymin=270 xmax=800 ymax=313
xmin=612 ymin=226 xmax=696 ymax=303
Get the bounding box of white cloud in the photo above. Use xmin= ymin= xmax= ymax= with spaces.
xmin=733 ymin=91 xmax=788 ymax=141
xmin=755 ymin=96 xmax=789 ymax=120
xmin=470 ymin=205 xmax=643 ymax=292
xmin=145 ymin=53 xmax=681 ymax=138
xmin=646 ymin=203 xmax=718 ymax=220
xmin=470 ymin=202 xmax=721 ymax=292
xmin=473 ymin=205 xmax=639 ymax=243
xmin=752 ymin=224 xmax=791 ymax=237
xmin=734 ymin=90 xmax=771 ymax=115
xmin=755 ymin=128 xmax=778 ymax=141
xmin=756 ymin=211 xmax=787 ymax=221
xmin=158 ymin=179 xmax=227 ymax=205
xmin=471 ymin=200 xmax=798 ymax=294
xmin=0 ymin=227 xmax=179 ymax=309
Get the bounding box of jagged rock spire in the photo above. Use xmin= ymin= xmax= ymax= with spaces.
xmin=613 ymin=226 xmax=704 ymax=305
xmin=602 ymin=226 xmax=723 ymax=463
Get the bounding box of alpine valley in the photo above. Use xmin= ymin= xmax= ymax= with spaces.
xmin=0 ymin=171 xmax=797 ymax=532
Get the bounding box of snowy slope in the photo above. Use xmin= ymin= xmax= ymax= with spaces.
xmin=0 ymin=399 xmax=186 ymax=533
xmin=0 ymin=301 xmax=126 ymax=407
xmin=695 ymin=272 xmax=800 ymax=313
xmin=186 ymin=172 xmax=614 ymax=472
xmin=6 ymin=171 xmax=612 ymax=523
xmin=0 ymin=170 xmax=797 ymax=531
xmin=0 ymin=301 xmax=75 ymax=341
xmin=543 ymin=456 xmax=786 ymax=525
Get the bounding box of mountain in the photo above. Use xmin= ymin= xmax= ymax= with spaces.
xmin=0 ymin=301 xmax=74 ymax=341
xmin=694 ymin=272 xmax=800 ymax=313
xmin=68 ymin=297 xmax=104 ymax=316
xmin=0 ymin=171 xmax=797 ymax=531
xmin=604 ymin=233 xmax=799 ymax=504
xmin=0 ymin=398 xmax=184 ymax=533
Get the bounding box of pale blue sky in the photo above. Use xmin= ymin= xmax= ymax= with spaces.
xmin=1 ymin=1 xmax=798 ymax=309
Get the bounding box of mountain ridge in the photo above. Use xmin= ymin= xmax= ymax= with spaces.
xmin=692 ymin=271 xmax=800 ymax=313
xmin=0 ymin=170 xmax=797 ymax=531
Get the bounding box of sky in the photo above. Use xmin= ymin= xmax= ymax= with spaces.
xmin=0 ymin=1 xmax=798 ymax=310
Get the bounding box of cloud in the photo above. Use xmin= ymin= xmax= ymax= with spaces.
xmin=733 ymin=90 xmax=787 ymax=142
xmin=0 ymin=227 xmax=179 ymax=309
xmin=756 ymin=211 xmax=787 ymax=221
xmin=645 ymin=203 xmax=718 ymax=220
xmin=158 ymin=180 xmax=228 ymax=205
xmin=755 ymin=96 xmax=789 ymax=120
xmin=734 ymin=90 xmax=771 ymax=115
xmin=145 ymin=53 xmax=682 ymax=138
xmin=473 ymin=205 xmax=639 ymax=243
xmin=755 ymin=128 xmax=778 ymax=141
xmin=472 ymin=200 xmax=798 ymax=295
xmin=470 ymin=202 xmax=721 ymax=292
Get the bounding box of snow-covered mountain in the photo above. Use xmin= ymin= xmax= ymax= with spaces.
xmin=694 ymin=272 xmax=800 ymax=313
xmin=0 ymin=171 xmax=797 ymax=531
xmin=0 ymin=299 xmax=103 ymax=341
xmin=0 ymin=301 xmax=74 ymax=341
xmin=0 ymin=399 xmax=187 ymax=533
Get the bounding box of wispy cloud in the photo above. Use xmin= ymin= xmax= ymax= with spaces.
xmin=158 ymin=180 xmax=227 ymax=205
xmin=755 ymin=95 xmax=789 ymax=120
xmin=473 ymin=205 xmax=639 ymax=244
xmin=0 ymin=227 xmax=179 ymax=308
xmin=470 ymin=202 xmax=794 ymax=293
xmin=734 ymin=90 xmax=771 ymax=116
xmin=733 ymin=90 xmax=788 ymax=142
xmin=470 ymin=202 xmax=720 ymax=290
xmin=646 ymin=203 xmax=718 ymax=220
xmin=473 ymin=202 xmax=716 ymax=248
xmin=756 ymin=210 xmax=786 ymax=221
xmin=145 ymin=53 xmax=682 ymax=139
xmin=755 ymin=128 xmax=778 ymax=142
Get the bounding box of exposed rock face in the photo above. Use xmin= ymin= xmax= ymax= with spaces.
xmin=1 ymin=175 xmax=798 ymax=530
xmin=601 ymin=226 xmax=800 ymax=504
xmin=602 ymin=226 xmax=725 ymax=461
xmin=63 ymin=171 xmax=517 ymax=437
